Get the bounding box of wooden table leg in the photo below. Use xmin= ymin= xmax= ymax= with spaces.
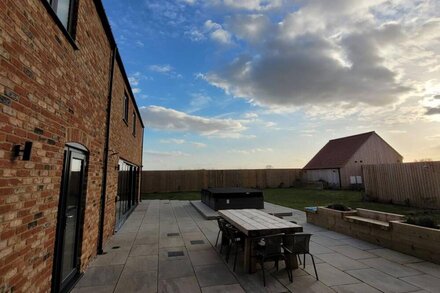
xmin=243 ymin=237 xmax=257 ymax=273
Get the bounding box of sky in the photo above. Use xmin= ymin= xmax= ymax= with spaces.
xmin=102 ymin=0 xmax=440 ymax=170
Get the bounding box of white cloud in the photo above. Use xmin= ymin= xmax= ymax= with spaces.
xmin=128 ymin=72 xmax=152 ymax=87
xmin=180 ymin=0 xmax=196 ymax=5
xmin=426 ymin=134 xmax=440 ymax=140
xmin=265 ymin=121 xmax=276 ymax=127
xmin=132 ymin=88 xmax=141 ymax=94
xmin=144 ymin=150 xmax=190 ymax=157
xmin=160 ymin=139 xmax=186 ymax=144
xmin=208 ymin=0 xmax=284 ymax=11
xmin=191 ymin=142 xmax=207 ymax=148
xmin=140 ymin=105 xmax=247 ymax=137
xmin=149 ymin=64 xmax=173 ymax=73
xmin=160 ymin=138 xmax=207 ymax=148
xmin=188 ymin=93 xmax=212 ymax=113
xmin=211 ymin=29 xmax=232 ymax=44
xmin=135 ymin=40 xmax=145 ymax=47
xmin=128 ymin=72 xmax=145 ymax=86
xmin=201 ymin=0 xmax=439 ymax=116
xmin=243 ymin=112 xmax=258 ymax=119
xmin=148 ymin=64 xmax=182 ymax=79
xmin=204 ymin=20 xmax=232 ymax=44
xmin=185 ymin=28 xmax=206 ymax=41
xmin=226 ymin=14 xmax=271 ymax=43
xmin=388 ymin=130 xmax=407 ymax=134
xmin=228 ymin=147 xmax=273 ymax=155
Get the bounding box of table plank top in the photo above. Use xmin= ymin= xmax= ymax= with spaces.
xmin=218 ymin=209 xmax=303 ymax=237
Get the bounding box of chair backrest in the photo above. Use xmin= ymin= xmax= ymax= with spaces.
xmin=283 ymin=233 xmax=312 ymax=254
xmin=260 ymin=234 xmax=283 ymax=257
xmin=223 ymin=224 xmax=240 ymax=239
xmin=217 ymin=218 xmax=227 ymax=231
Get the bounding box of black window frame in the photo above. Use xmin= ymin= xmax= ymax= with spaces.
xmin=123 ymin=95 xmax=129 ymax=124
xmin=132 ymin=112 xmax=136 ymax=136
xmin=45 ymin=0 xmax=78 ymax=38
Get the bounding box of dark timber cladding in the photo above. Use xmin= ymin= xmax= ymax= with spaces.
xmin=0 ymin=0 xmax=144 ymax=292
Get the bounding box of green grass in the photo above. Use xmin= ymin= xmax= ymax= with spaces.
xmin=142 ymin=188 xmax=440 ymax=223
xmin=142 ymin=191 xmax=200 ymax=201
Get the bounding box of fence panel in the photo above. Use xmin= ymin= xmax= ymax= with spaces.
xmin=141 ymin=169 xmax=303 ymax=193
xmin=363 ymin=161 xmax=440 ymax=209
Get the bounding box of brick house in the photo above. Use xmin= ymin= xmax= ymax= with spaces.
xmin=0 ymin=0 xmax=144 ymax=292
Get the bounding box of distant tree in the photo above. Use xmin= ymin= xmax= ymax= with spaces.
xmin=414 ymin=158 xmax=433 ymax=162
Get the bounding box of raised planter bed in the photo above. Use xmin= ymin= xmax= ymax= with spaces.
xmin=305 ymin=207 xmax=440 ymax=264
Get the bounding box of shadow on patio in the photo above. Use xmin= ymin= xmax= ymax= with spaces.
xmin=72 ymin=200 xmax=440 ymax=293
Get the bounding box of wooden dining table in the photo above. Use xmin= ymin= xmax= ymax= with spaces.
xmin=218 ymin=209 xmax=303 ymax=273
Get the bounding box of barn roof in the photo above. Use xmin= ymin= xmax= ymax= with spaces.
xmin=303 ymin=131 xmax=375 ymax=169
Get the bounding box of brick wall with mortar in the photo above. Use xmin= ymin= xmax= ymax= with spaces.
xmin=0 ymin=0 xmax=144 ymax=292
xmin=102 ymin=59 xmax=143 ymax=242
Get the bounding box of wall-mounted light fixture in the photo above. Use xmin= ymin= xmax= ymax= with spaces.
xmin=13 ymin=141 xmax=33 ymax=160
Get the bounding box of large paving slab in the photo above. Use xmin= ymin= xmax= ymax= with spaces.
xmin=346 ymin=268 xmax=420 ymax=292
xmin=194 ymin=263 xmax=238 ymax=287
xmin=400 ymin=274 xmax=440 ymax=292
xmin=331 ymin=283 xmax=381 ymax=293
xmin=317 ymin=253 xmax=369 ymax=271
xmin=304 ymin=263 xmax=360 ymax=286
xmin=73 ymin=200 xmax=440 ymax=293
xmin=360 ymin=257 xmax=422 ymax=278
xmin=159 ymin=276 xmax=201 ymax=293
xmin=191 ymin=200 xmax=293 ymax=219
xmin=368 ymin=248 xmax=423 ymax=264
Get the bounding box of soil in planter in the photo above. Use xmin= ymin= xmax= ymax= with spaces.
xmin=406 ymin=216 xmax=439 ymax=229
xmin=326 ymin=203 xmax=351 ymax=211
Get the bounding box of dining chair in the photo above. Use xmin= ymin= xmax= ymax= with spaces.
xmin=283 ymin=233 xmax=318 ymax=281
xmin=253 ymin=234 xmax=289 ymax=286
xmin=215 ymin=218 xmax=228 ymax=251
xmin=222 ymin=225 xmax=244 ymax=271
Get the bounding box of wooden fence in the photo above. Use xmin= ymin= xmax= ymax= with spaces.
xmin=363 ymin=161 xmax=440 ymax=209
xmin=141 ymin=169 xmax=303 ymax=193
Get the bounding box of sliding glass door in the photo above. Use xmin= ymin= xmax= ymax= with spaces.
xmin=115 ymin=160 xmax=139 ymax=231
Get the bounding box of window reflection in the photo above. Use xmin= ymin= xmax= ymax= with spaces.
xmin=57 ymin=0 xmax=71 ymax=29
xmin=115 ymin=160 xmax=139 ymax=229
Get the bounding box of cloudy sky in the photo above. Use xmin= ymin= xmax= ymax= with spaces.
xmin=103 ymin=0 xmax=440 ymax=170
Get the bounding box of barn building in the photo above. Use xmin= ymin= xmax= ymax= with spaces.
xmin=303 ymin=132 xmax=403 ymax=189
xmin=0 ymin=1 xmax=144 ymax=292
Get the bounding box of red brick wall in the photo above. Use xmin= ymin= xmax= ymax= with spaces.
xmin=102 ymin=61 xmax=143 ymax=242
xmin=0 ymin=0 xmax=143 ymax=291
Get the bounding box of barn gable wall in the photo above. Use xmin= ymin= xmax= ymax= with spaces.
xmin=340 ymin=133 xmax=403 ymax=187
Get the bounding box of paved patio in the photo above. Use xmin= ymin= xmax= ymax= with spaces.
xmin=72 ymin=200 xmax=440 ymax=292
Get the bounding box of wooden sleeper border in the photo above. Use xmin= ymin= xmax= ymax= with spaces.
xmin=305 ymin=207 xmax=440 ymax=264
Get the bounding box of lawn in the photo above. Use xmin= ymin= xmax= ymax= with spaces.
xmin=142 ymin=188 xmax=440 ymax=222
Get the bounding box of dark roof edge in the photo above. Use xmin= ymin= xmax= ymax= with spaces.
xmin=93 ymin=0 xmax=116 ymax=48
xmin=303 ymin=167 xmax=341 ymax=170
xmin=115 ymin=52 xmax=145 ymax=128
xmin=93 ymin=0 xmax=145 ymax=129
xmin=329 ymin=131 xmax=375 ymax=142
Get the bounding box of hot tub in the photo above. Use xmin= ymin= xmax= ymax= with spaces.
xmin=201 ymin=187 xmax=264 ymax=211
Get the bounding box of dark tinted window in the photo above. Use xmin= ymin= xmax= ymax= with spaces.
xmin=47 ymin=0 xmax=77 ymax=35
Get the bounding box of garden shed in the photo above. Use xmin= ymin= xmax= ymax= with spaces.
xmin=303 ymin=131 xmax=403 ymax=188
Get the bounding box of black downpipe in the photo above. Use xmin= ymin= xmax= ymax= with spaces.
xmin=338 ymin=168 xmax=342 ymax=189
xmin=98 ymin=47 xmax=117 ymax=254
